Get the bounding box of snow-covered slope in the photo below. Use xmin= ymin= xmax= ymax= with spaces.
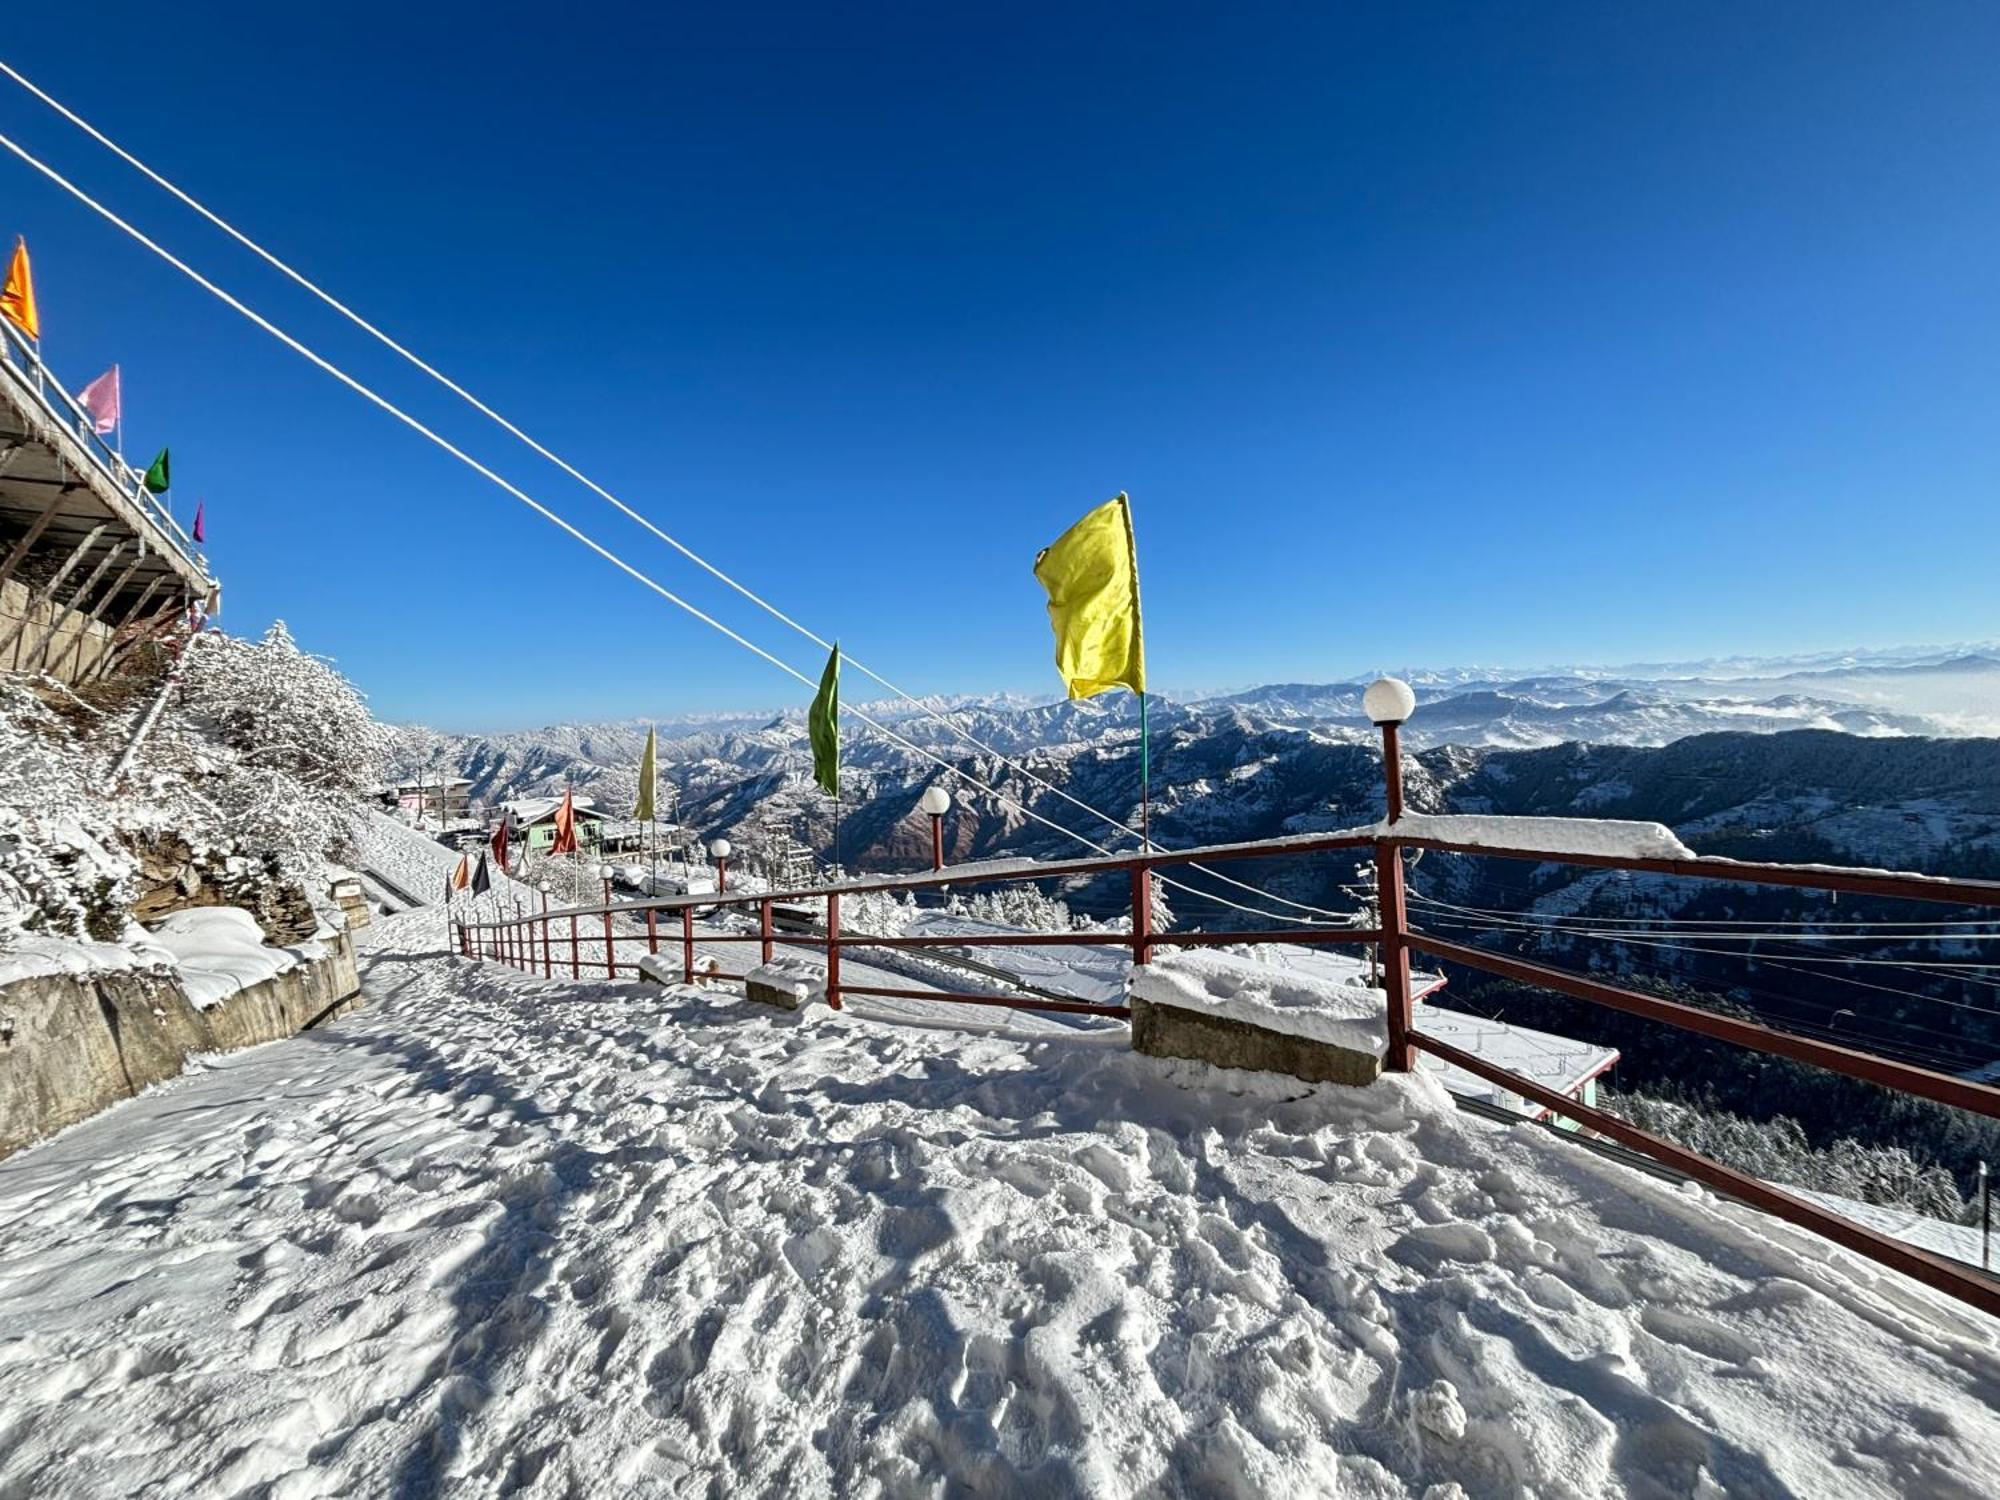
xmin=0 ymin=910 xmax=1994 ymax=1497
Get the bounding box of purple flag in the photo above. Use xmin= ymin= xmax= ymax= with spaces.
xmin=77 ymin=365 xmax=120 ymax=436
xmin=192 ymin=499 xmax=206 ymax=543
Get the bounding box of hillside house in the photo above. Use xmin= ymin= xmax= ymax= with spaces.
xmin=504 ymin=795 xmax=605 ymax=853
xmin=1415 ymin=983 xmax=1620 ymax=1128
xmin=382 ymin=777 xmax=472 ymax=825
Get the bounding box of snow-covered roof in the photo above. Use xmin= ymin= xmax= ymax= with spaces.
xmin=1415 ymin=1005 xmax=1620 ymax=1120
xmin=502 ymin=795 xmax=602 ymax=825
xmin=1795 ymin=1187 xmax=1990 ymax=1270
xmin=383 ymin=777 xmax=473 ymax=792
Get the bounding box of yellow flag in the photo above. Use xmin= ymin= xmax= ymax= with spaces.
xmin=1034 ymin=493 xmax=1145 ymax=700
xmin=1 ymin=237 xmax=38 ymax=341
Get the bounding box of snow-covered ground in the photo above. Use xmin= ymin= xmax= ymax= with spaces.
xmin=1 ymin=908 xmax=1997 ymax=1497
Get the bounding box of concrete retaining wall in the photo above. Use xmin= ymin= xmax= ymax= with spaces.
xmin=0 ymin=930 xmax=362 ymax=1157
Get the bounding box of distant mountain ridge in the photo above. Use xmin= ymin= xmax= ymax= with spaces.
xmin=387 ymin=644 xmax=2000 ymax=891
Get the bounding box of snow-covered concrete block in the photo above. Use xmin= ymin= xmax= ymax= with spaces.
xmin=744 ymin=958 xmax=826 ymax=1011
xmin=636 ymin=952 xmax=721 ymax=987
xmin=1128 ymin=949 xmax=1386 ymax=1086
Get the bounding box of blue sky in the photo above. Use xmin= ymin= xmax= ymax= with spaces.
xmin=3 ymin=4 xmax=1997 ymax=729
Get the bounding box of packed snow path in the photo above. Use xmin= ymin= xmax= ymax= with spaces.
xmin=2 ymin=912 xmax=1998 ymax=1497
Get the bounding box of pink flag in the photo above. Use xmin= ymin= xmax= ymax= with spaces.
xmin=192 ymin=499 xmax=206 ymax=543
xmin=77 ymin=364 xmax=120 ymax=435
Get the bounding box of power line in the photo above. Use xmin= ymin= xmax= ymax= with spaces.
xmin=0 ymin=56 xmax=1351 ymax=928
xmin=1405 ymin=892 xmax=2000 ymax=970
xmin=1409 ymin=896 xmax=2000 ymax=1031
xmin=0 ymin=124 xmax=1341 ymax=932
xmin=1404 ymin=888 xmax=2000 ymax=936
xmin=1408 ymin=906 xmax=1989 ymax=1072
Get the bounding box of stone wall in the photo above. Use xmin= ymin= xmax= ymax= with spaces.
xmin=0 ymin=930 xmax=362 ymax=1157
xmin=0 ymin=574 xmax=119 ymax=682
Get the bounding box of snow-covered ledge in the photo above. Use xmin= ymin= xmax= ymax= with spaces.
xmin=1128 ymin=950 xmax=1387 ymax=1086
xmin=1365 ymin=811 xmax=1695 ymax=860
xmin=742 ymin=957 xmax=826 ymax=1012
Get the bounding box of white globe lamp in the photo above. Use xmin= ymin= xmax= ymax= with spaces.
xmin=1362 ymin=677 xmax=1417 ymax=725
xmin=1362 ymin=678 xmax=1414 ymax=822
xmin=919 ymin=785 xmax=953 ymax=870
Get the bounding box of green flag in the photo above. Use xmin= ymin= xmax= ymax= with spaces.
xmin=809 ymin=643 xmax=839 ymax=796
xmin=633 ymin=725 xmax=657 ymax=821
xmin=142 ymin=447 xmax=170 ymax=495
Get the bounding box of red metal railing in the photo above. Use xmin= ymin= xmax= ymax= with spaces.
xmin=459 ymin=840 xmax=1384 ymax=1020
xmin=457 ymin=723 xmax=2000 ymax=1317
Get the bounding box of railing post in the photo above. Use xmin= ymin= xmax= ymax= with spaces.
xmin=826 ymin=891 xmax=842 ymax=1010
xmin=602 ymin=879 xmax=616 ymax=980
xmin=682 ymin=907 xmax=695 ymax=985
xmin=1130 ymin=865 xmax=1153 ymax=966
xmin=540 ymin=890 xmax=552 ymax=979
xmin=760 ymin=899 xmax=773 ymax=965
xmin=1376 ymin=839 xmax=1413 ymax=1071
xmin=570 ymin=913 xmax=580 ymax=980
xmin=647 ymin=906 xmax=659 ymax=956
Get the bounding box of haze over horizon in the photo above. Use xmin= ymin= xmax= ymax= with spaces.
xmin=398 ymin=638 xmax=2000 ymax=737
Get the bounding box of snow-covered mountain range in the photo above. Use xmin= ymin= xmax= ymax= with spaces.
xmin=392 ymin=645 xmax=2000 ymax=855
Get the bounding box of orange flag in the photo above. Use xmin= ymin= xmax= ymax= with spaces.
xmin=548 ymin=789 xmax=578 ymax=856
xmin=1 ymin=237 xmax=38 ymax=340
xmin=450 ymin=853 xmax=471 ymax=890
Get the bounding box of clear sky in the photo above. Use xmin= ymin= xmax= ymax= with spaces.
xmin=3 ymin=3 xmax=1997 ymax=729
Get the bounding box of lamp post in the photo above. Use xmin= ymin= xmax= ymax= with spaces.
xmin=536 ymin=879 xmax=551 ymax=979
xmin=919 ymin=785 xmax=952 ymax=871
xmin=597 ymin=863 xmax=617 ymax=979
xmin=1362 ymin=676 xmax=1417 ymax=824
xmin=1364 ymin=677 xmax=1417 ymax=1072
xmin=710 ymin=838 xmax=732 ymax=895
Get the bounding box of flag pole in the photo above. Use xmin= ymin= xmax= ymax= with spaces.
xmin=1139 ymin=689 xmax=1151 ymax=851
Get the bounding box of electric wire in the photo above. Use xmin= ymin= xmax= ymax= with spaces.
xmin=1408 ymin=897 xmax=2000 ymax=1061
xmin=0 ymin=56 xmax=1352 ymax=927
xmin=1409 ymin=904 xmax=1987 ymax=1073
xmin=0 ymin=125 xmax=1350 ymax=931
xmin=1405 ymin=891 xmax=2000 ymax=975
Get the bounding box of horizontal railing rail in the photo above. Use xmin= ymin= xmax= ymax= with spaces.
xmin=1416 ymin=1028 xmax=2000 ymax=1318
xmin=0 ymin=321 xmax=211 ymax=577
xmin=457 ymin=838 xmax=1383 ymax=1021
